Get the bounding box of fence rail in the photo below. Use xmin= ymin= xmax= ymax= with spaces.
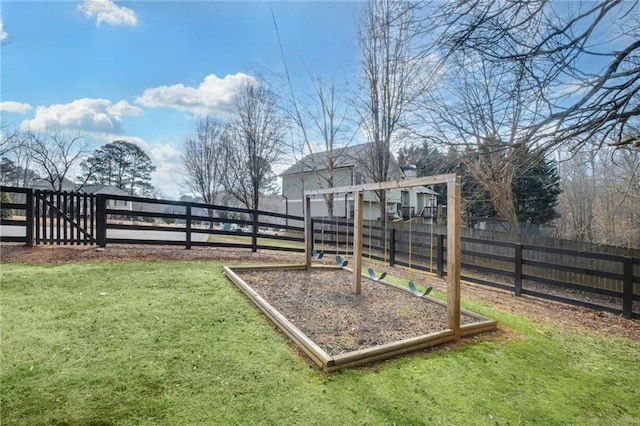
xmin=311 ymin=219 xmax=640 ymax=319
xmin=1 ymin=186 xmax=638 ymax=319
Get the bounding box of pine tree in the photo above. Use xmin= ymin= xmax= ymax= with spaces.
xmin=513 ymin=156 xmax=561 ymax=225
xmin=78 ymin=140 xmax=155 ymax=196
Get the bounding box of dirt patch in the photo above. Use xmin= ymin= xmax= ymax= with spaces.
xmin=235 ymin=268 xmax=483 ymax=355
xmin=2 ymin=243 xmax=638 ymax=343
xmin=0 ymin=243 xmax=291 ymax=264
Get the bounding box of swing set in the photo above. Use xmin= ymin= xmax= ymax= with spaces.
xmin=311 ymin=187 xmax=434 ymax=296
xmin=305 ymin=175 xmax=455 ymax=305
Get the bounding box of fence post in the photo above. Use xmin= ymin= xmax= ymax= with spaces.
xmin=514 ymin=243 xmax=523 ymax=296
xmin=185 ymin=203 xmax=192 ymax=250
xmin=389 ymin=228 xmax=396 ymax=267
xmin=310 ymin=219 xmax=315 ymax=252
xmin=437 ymin=234 xmax=444 ymax=277
xmin=25 ymin=189 xmax=33 ymax=247
xmin=96 ymin=194 xmax=107 ymax=247
xmin=35 ymin=190 xmax=40 ymax=245
xmin=623 ymin=257 xmax=633 ymax=318
xmin=251 ymin=209 xmax=258 ymax=253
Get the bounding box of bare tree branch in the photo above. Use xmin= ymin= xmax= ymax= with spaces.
xmin=26 ymin=130 xmax=90 ymax=191
xmin=430 ymin=0 xmax=640 ymax=152
xmin=223 ymin=82 xmax=285 ymax=210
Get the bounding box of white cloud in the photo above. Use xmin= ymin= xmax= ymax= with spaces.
xmin=152 ymin=157 xmax=183 ymax=199
xmin=0 ymin=101 xmax=33 ymax=114
xmin=151 ymin=144 xmax=182 ymax=163
xmin=20 ymin=98 xmax=142 ymax=134
xmin=107 ymin=99 xmax=143 ymax=117
xmin=0 ymin=21 xmax=8 ymax=42
xmin=78 ymin=0 xmax=138 ymax=27
xmin=135 ymin=73 xmax=257 ymax=116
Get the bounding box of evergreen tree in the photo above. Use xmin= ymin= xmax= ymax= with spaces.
xmin=0 ymin=157 xmax=39 ymax=187
xmin=513 ymin=156 xmax=561 ymax=225
xmin=0 ymin=191 xmax=13 ymax=219
xmin=399 ymin=142 xmax=560 ymax=225
xmin=78 ymin=140 xmax=156 ymax=196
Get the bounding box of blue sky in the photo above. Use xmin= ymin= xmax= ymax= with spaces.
xmin=0 ymin=0 xmax=361 ymax=198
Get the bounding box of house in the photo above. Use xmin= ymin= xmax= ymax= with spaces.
xmin=163 ymin=196 xmax=211 ymax=225
xmin=32 ymin=177 xmax=77 ymax=192
xmin=281 ymin=144 xmax=438 ymax=221
xmin=81 ymin=185 xmax=132 ymax=211
xmin=398 ymin=164 xmax=438 ymax=220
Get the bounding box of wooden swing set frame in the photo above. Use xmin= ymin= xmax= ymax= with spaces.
xmin=303 ymin=173 xmax=463 ymax=339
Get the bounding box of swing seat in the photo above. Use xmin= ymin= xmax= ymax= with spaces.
xmin=335 ymin=255 xmax=348 ymax=267
xmin=367 ymin=267 xmax=387 ymax=281
xmin=408 ymin=281 xmax=432 ymax=297
xmin=312 ymin=250 xmax=324 ymax=260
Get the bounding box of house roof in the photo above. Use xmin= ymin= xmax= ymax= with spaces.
xmin=415 ymin=186 xmax=439 ymax=196
xmin=81 ymin=185 xmax=129 ymax=196
xmin=33 ymin=177 xmax=76 ymax=190
xmin=280 ymin=143 xmax=373 ymax=176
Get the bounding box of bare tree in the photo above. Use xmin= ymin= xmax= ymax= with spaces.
xmin=281 ymin=76 xmax=355 ymax=217
xmin=270 ymin=9 xmax=356 ymax=218
xmin=431 ymin=0 xmax=640 ymax=152
xmin=223 ymin=82 xmax=285 ymax=211
xmin=419 ymin=51 xmax=548 ymax=224
xmin=356 ymin=0 xmax=432 ymax=218
xmin=182 ymin=117 xmax=226 ymax=226
xmin=557 ymin=152 xmax=598 ymax=243
xmin=26 ymin=130 xmax=89 ymax=191
xmin=0 ymin=124 xmax=38 ymax=187
xmin=0 ymin=122 xmax=23 ymax=158
xmin=557 ymin=143 xmax=640 ymax=248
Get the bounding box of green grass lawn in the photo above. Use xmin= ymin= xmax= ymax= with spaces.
xmin=2 ymin=261 xmax=639 ymax=425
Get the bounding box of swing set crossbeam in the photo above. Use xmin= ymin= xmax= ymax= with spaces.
xmin=304 ymin=173 xmax=457 ymax=197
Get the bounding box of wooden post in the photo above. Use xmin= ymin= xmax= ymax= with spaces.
xmin=352 ymin=191 xmax=363 ymax=294
xmin=63 ymin=192 xmax=68 ymax=245
xmin=251 ymin=209 xmax=258 ymax=253
xmin=446 ymin=176 xmax=461 ymax=340
xmin=304 ymin=196 xmax=312 ymax=269
xmin=25 ymin=189 xmax=33 ymax=247
xmin=96 ymin=194 xmax=107 ymax=247
xmin=514 ymin=243 xmax=523 ymax=296
xmin=185 ymin=203 xmax=192 ymax=250
xmin=35 ymin=190 xmax=41 ymax=245
xmin=389 ymin=228 xmax=396 ymax=267
xmin=436 ymin=234 xmax=444 ymax=277
xmin=310 ymin=218 xmax=315 ymax=252
xmin=56 ymin=191 xmax=61 ymax=245
xmin=623 ymin=257 xmax=633 ymax=318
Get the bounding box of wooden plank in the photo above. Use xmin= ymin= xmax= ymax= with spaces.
xmin=352 ymin=191 xmax=363 ymax=294
xmin=304 ymin=173 xmax=457 ymax=197
xmin=304 ymin=196 xmax=313 ymax=268
xmin=447 ymin=176 xmax=461 ymax=340
xmin=223 ymin=266 xmax=334 ymax=369
xmin=521 ymin=244 xmax=627 ymax=262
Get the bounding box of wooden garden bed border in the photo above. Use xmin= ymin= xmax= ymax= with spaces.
xmin=223 ymin=264 xmax=497 ymax=371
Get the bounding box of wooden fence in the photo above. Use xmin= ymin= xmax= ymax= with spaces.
xmin=0 ymin=186 xmax=305 ymax=252
xmin=311 ymin=219 xmax=640 ymax=319
xmin=1 ymin=186 xmax=638 ymax=319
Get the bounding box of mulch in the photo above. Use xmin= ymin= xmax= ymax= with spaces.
xmin=235 ymin=268 xmax=482 ymax=355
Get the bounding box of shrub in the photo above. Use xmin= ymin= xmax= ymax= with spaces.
xmin=1 ymin=192 xmax=14 ymax=219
